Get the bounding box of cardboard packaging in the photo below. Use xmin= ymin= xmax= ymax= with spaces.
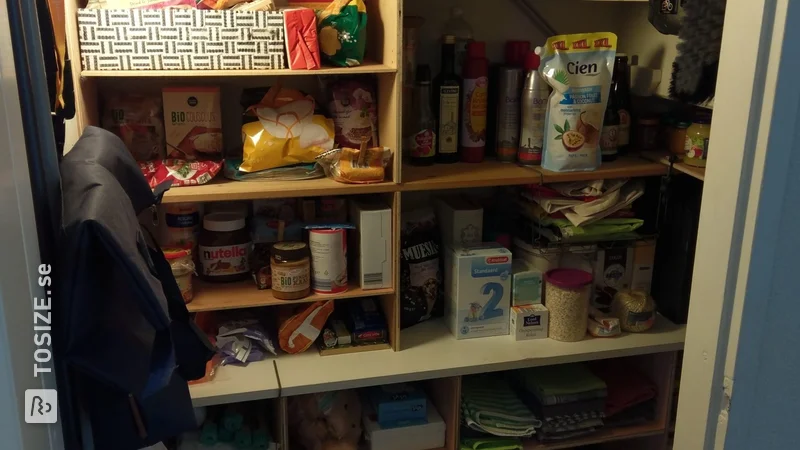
xmin=363 ymin=402 xmax=446 ymax=450
xmin=631 ymin=240 xmax=656 ymax=294
xmin=510 ymin=304 xmax=549 ymax=340
xmin=78 ymin=9 xmax=286 ymax=71
xmin=512 ymin=259 xmax=543 ymax=306
xmin=435 ymin=196 xmax=483 ymax=247
xmin=367 ymin=383 xmax=427 ymax=428
xmin=349 ymin=200 xmax=392 ymax=289
xmin=594 ymin=246 xmax=634 ymax=307
xmin=444 ymin=245 xmax=512 ymax=339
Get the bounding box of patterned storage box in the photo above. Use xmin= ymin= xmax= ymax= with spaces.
xmin=78 ymin=9 xmax=286 ymax=71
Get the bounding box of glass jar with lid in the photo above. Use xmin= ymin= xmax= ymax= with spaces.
xmin=684 ymin=114 xmax=712 ymax=167
xmin=669 ymin=119 xmax=691 ymax=157
xmin=271 ymin=241 xmax=311 ymax=300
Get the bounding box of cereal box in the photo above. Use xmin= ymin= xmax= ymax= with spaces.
xmin=444 ymin=244 xmax=512 ymax=339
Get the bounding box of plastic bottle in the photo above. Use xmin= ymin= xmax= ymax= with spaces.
xmin=518 ymin=50 xmax=550 ymax=165
xmin=409 ymin=65 xmax=436 ymax=166
xmin=443 ymin=7 xmax=473 ymax=75
xmin=460 ymin=41 xmax=489 ymax=163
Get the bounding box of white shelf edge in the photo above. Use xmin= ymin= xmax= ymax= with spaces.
xmin=190 ymin=359 xmax=280 ymax=407
xmin=275 ymin=315 xmax=685 ymax=396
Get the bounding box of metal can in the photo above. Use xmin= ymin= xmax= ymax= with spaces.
xmin=495 ymin=67 xmax=523 ymax=162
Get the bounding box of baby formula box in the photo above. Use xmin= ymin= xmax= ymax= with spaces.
xmin=444 ymin=244 xmax=512 ymax=339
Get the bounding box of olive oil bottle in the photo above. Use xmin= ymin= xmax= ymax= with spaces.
xmin=433 ymin=35 xmax=462 ymax=164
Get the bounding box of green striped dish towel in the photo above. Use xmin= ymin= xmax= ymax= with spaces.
xmin=462 ymin=376 xmax=541 ymax=437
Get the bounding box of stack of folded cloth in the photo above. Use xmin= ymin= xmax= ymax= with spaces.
xmin=512 ymin=363 xmax=608 ymax=442
xmin=517 ymin=179 xmax=645 ymax=243
xmin=588 ymin=360 xmax=658 ymax=428
xmin=461 ymin=375 xmax=541 ymax=438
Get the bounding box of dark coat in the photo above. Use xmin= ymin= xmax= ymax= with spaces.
xmin=59 ymin=127 xmax=213 ymax=449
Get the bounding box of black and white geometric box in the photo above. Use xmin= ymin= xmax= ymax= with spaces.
xmin=78 ymin=9 xmax=286 ymax=71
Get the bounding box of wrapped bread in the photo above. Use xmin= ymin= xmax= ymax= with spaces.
xmin=278 ymin=301 xmax=335 ymax=354
xmin=317 ymin=139 xmax=392 ymax=184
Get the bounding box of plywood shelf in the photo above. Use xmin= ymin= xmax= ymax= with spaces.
xmin=523 ymin=421 xmax=666 ymax=449
xmin=80 ymin=61 xmax=396 ymax=78
xmin=400 ymin=156 xmax=667 ymax=191
xmin=641 ymin=151 xmax=706 ymax=181
xmin=275 ymin=316 xmax=685 ymax=396
xmin=189 ymin=359 xmax=280 ymax=407
xmin=161 ymin=177 xmax=397 ymax=203
xmin=187 ymin=278 xmax=394 ymax=313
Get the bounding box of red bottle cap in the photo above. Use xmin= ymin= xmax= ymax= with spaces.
xmin=505 ymin=41 xmax=530 ymax=67
xmin=524 ymin=51 xmax=540 ymax=71
xmin=467 ymin=41 xmax=486 ymax=58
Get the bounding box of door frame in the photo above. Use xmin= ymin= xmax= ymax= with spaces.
xmin=674 ymin=0 xmax=799 ymax=447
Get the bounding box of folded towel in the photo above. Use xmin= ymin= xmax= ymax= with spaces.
xmin=462 ymin=376 xmax=541 ymax=437
xmin=589 ymin=361 xmax=657 ymax=417
xmin=460 ymin=437 xmax=523 ymax=450
xmin=515 ymin=364 xmax=607 ymax=406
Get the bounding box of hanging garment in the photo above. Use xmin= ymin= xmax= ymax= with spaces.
xmin=669 ymin=0 xmax=727 ymax=103
xmin=59 ymin=127 xmax=214 ymax=450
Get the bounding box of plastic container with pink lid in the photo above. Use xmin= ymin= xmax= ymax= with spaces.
xmin=544 ymin=268 xmax=593 ymax=342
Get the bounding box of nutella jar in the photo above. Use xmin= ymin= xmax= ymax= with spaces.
xmin=199 ymin=213 xmax=251 ymax=282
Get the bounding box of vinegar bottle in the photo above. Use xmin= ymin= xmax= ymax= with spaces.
xmin=460 ymin=41 xmax=488 ymax=163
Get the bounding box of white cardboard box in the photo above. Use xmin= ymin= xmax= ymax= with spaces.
xmin=77 ymin=9 xmax=286 ymax=71
xmin=349 ymin=200 xmax=392 ymax=290
xmin=512 ymin=259 xmax=543 ymax=306
xmin=510 ymin=304 xmax=549 ymax=341
xmin=363 ymin=402 xmax=445 ymax=450
xmin=435 ymin=195 xmax=483 ymax=247
xmin=444 ymin=244 xmax=512 ymax=340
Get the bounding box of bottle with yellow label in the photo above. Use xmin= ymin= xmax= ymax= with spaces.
xmin=434 ymin=35 xmax=462 ymax=164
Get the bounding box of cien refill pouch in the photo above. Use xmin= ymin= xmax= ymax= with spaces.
xmin=539 ymin=32 xmax=617 ymax=172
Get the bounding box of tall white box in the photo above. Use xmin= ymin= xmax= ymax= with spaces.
xmin=435 ymin=196 xmax=483 ymax=247
xmin=349 ymin=200 xmax=392 ymax=290
xmin=444 ymin=245 xmax=512 ymax=339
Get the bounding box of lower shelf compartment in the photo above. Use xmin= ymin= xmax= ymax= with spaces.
xmin=523 ymin=422 xmax=665 ymax=449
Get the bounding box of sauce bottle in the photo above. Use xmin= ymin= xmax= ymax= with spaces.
xmin=612 ymin=54 xmax=632 ymax=154
xmin=600 ymin=86 xmax=620 ymax=162
xmin=460 ymin=41 xmax=488 ymax=163
xmin=409 ymin=64 xmax=437 ymax=166
xmin=433 ymin=35 xmax=462 ymax=164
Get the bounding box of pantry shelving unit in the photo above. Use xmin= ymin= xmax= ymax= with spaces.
xmin=62 ymin=0 xmax=709 ymax=449
xmin=641 ymin=151 xmax=706 ymax=181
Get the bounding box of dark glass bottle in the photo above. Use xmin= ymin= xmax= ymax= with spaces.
xmin=601 ymin=87 xmax=620 ymax=162
xmin=612 ymin=54 xmax=632 ymax=154
xmin=433 ymin=35 xmax=462 ymax=164
xmin=409 ymin=64 xmax=437 ymax=166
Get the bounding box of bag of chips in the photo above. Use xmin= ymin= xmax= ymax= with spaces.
xmin=317 ymin=0 xmax=367 ymax=67
xmin=240 ymin=85 xmax=335 ymax=173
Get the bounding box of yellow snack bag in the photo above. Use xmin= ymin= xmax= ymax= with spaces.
xmin=240 ymin=85 xmax=335 ymax=173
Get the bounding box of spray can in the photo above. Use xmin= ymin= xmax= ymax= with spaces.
xmin=495 ymin=67 xmax=523 ymax=162
xmin=518 ymin=49 xmax=551 ymax=165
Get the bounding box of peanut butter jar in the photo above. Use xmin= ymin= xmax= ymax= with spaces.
xmin=271 ymin=242 xmax=311 ymax=300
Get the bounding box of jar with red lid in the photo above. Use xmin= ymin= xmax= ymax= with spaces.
xmin=198 ymin=213 xmax=252 ymax=282
xmin=544 ymin=268 xmax=593 ymax=342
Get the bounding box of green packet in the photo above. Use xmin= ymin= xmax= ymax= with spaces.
xmin=318 ymin=0 xmax=367 ymax=67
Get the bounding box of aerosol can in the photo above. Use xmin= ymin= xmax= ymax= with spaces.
xmin=518 ymin=48 xmax=551 ymax=165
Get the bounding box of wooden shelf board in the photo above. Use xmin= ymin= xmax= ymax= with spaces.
xmin=189 ymin=359 xmax=280 ymax=407
xmin=275 ymin=315 xmax=685 ymax=397
xmin=523 ymin=422 xmax=665 ymax=449
xmin=187 ymin=278 xmax=394 ymax=312
xmin=641 ymin=151 xmax=706 ymax=181
xmin=401 ymin=156 xmax=667 ymax=191
xmin=81 ymin=61 xmax=396 ymax=78
xmin=161 ymin=177 xmax=397 ymax=203
xmin=318 ymin=342 xmax=392 ymax=356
